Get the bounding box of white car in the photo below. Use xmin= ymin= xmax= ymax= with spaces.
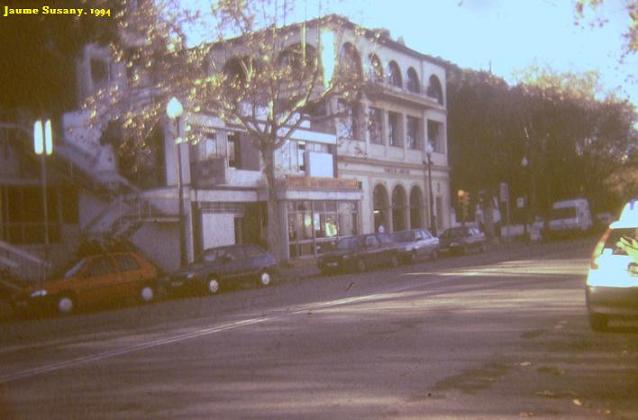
xmin=586 ymin=201 xmax=638 ymax=331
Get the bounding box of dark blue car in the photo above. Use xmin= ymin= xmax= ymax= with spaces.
xmin=163 ymin=244 xmax=277 ymax=296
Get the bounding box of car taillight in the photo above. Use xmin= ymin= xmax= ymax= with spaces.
xmin=590 ymin=229 xmax=611 ymax=269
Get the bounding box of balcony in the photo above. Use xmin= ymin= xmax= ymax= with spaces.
xmin=191 ymin=157 xmax=263 ymax=189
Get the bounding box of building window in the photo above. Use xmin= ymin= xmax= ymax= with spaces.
xmin=228 ymin=133 xmax=240 ymax=168
xmin=193 ymin=131 xmax=219 ymax=162
xmin=287 ymin=200 xmax=359 ymax=257
xmin=387 ymin=61 xmax=402 ymax=87
xmin=1 ymin=186 xmax=61 ymax=244
xmin=337 ymin=100 xmax=361 ymax=140
xmin=388 ymin=112 xmax=402 ymax=147
xmin=406 ymin=67 xmax=420 ymax=93
xmin=368 ymin=54 xmax=384 ymax=83
xmin=427 ymin=75 xmax=444 ymax=105
xmin=277 ymin=140 xmax=304 ymax=174
xmin=90 ymin=59 xmax=109 ymax=86
xmin=427 ymin=120 xmax=444 ymax=153
xmin=407 ymin=116 xmax=420 ymax=150
xmin=368 ymin=107 xmax=383 ymax=144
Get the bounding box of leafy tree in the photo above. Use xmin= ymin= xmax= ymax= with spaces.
xmin=0 ymin=0 xmax=117 ymax=116
xmin=448 ymin=64 xmax=637 ymax=221
xmin=86 ymin=0 xmax=366 ymax=261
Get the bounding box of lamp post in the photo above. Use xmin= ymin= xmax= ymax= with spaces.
xmin=521 ymin=156 xmax=529 ymax=240
xmin=425 ymin=142 xmax=436 ymax=236
xmin=166 ymin=97 xmax=187 ymax=267
xmin=33 ymin=119 xmax=52 ymax=283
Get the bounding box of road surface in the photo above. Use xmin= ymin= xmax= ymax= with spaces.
xmin=1 ymin=239 xmax=637 ymax=419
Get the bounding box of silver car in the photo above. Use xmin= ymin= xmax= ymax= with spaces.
xmin=391 ymin=228 xmax=440 ymax=264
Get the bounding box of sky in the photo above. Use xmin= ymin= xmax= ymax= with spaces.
xmin=184 ymin=0 xmax=637 ymax=108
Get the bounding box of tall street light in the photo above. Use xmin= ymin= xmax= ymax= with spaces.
xmin=424 ymin=141 xmax=436 ymax=236
xmin=166 ymin=97 xmax=187 ymax=267
xmin=33 ymin=119 xmax=52 ymax=283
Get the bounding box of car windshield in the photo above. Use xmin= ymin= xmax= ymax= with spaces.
xmin=393 ymin=231 xmax=415 ymax=243
xmin=64 ymin=258 xmax=87 ymax=278
xmin=551 ymin=207 xmax=577 ymax=220
xmin=605 ymin=228 xmax=638 ymax=255
xmin=336 ymin=237 xmax=359 ymax=250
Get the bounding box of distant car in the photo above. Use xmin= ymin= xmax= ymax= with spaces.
xmin=391 ymin=228 xmax=440 ymax=263
xmin=438 ymin=226 xmax=487 ymax=255
xmin=586 ymin=200 xmax=638 ymax=331
xmin=162 ymin=244 xmax=277 ymax=296
xmin=11 ymin=252 xmax=159 ymax=316
xmin=317 ymin=233 xmax=400 ymax=274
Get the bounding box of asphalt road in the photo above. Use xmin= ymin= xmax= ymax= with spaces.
xmin=1 ymin=239 xmax=638 ymax=419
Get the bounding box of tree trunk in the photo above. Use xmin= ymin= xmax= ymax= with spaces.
xmin=261 ymin=145 xmax=286 ymax=263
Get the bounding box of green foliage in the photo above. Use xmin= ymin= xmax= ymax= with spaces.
xmin=448 ymin=64 xmax=637 ymax=216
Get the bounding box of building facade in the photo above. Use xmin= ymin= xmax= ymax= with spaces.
xmin=0 ymin=15 xmax=450 ymax=279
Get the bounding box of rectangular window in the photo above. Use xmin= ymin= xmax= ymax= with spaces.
xmin=90 ymin=59 xmax=109 ymax=85
xmin=228 ymin=133 xmax=240 ymax=168
xmin=337 ymin=100 xmax=361 ymax=140
xmin=368 ymin=107 xmax=383 ymax=144
xmin=407 ymin=116 xmax=420 ymax=150
xmin=427 ymin=120 xmax=444 ymax=153
xmin=191 ymin=130 xmax=219 ymax=162
xmin=388 ymin=112 xmax=402 ymax=147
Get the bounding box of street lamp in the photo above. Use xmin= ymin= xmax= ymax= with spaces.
xmin=166 ymin=97 xmax=187 ymax=267
xmin=33 ymin=119 xmax=52 ymax=284
xmin=424 ymin=141 xmax=436 ymax=236
xmin=521 ymin=156 xmax=529 ymax=239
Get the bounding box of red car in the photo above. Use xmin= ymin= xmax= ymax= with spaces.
xmin=11 ymin=252 xmax=159 ymax=316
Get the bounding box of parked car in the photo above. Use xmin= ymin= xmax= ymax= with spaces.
xmin=391 ymin=228 xmax=440 ymax=263
xmin=162 ymin=244 xmax=277 ymax=296
xmin=586 ymin=200 xmax=638 ymax=331
xmin=317 ymin=233 xmax=400 ymax=274
xmin=11 ymin=252 xmax=159 ymax=316
xmin=438 ymin=226 xmax=487 ymax=255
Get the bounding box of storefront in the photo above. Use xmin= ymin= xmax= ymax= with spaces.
xmin=287 ymin=199 xmax=359 ymax=257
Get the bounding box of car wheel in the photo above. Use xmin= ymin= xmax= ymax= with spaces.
xmin=355 ymin=258 xmax=366 ymax=272
xmin=589 ymin=312 xmax=608 ymax=332
xmin=390 ymin=255 xmax=400 ymax=268
xmin=257 ymin=271 xmax=272 ymax=287
xmin=139 ymin=284 xmax=155 ymax=303
xmin=206 ymin=277 xmax=221 ymax=295
xmin=56 ymin=294 xmax=76 ymax=316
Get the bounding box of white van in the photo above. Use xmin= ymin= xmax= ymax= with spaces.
xmin=547 ymin=198 xmax=593 ymax=237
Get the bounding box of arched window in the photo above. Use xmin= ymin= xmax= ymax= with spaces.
xmin=409 ymin=186 xmax=424 ymax=229
xmin=406 ymin=67 xmax=420 ymax=93
xmin=387 ymin=61 xmax=402 ymax=87
xmin=337 ymin=42 xmax=362 ymax=79
xmin=223 ymin=56 xmax=248 ymax=88
xmin=392 ymin=185 xmax=407 ymax=232
xmin=277 ymin=43 xmax=317 ymax=74
xmin=427 ymin=75 xmax=444 ymax=104
xmin=368 ymin=54 xmax=383 ymax=83
xmin=373 ymin=184 xmax=390 ymax=232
